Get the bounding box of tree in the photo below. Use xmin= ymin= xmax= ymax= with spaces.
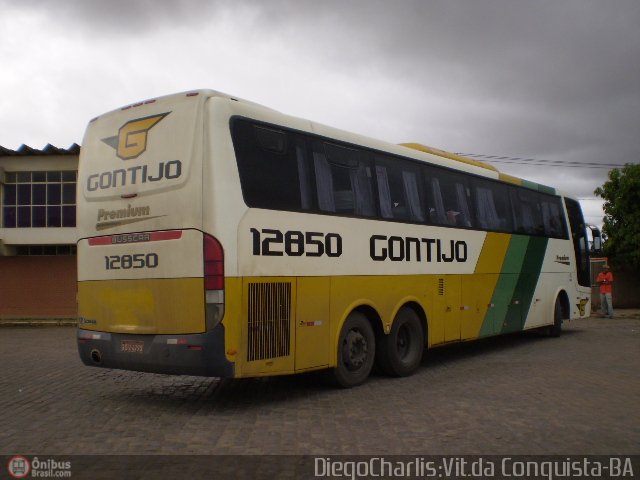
xmin=594 ymin=163 xmax=640 ymax=271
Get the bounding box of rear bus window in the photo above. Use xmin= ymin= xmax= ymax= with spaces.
xmin=232 ymin=120 xmax=308 ymax=211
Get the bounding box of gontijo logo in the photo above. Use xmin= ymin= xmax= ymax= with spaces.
xmin=88 ymin=111 xmax=182 ymax=192
xmin=102 ymin=112 xmax=169 ymax=160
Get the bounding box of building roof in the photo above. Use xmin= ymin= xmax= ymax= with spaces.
xmin=0 ymin=143 xmax=80 ymax=157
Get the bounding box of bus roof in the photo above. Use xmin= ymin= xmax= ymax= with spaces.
xmin=89 ymin=89 xmax=560 ymax=196
xmin=399 ymin=143 xmax=498 ymax=172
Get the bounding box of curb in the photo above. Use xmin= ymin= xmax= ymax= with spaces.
xmin=0 ymin=318 xmax=78 ymax=327
xmin=1 ymin=312 xmax=638 ymax=327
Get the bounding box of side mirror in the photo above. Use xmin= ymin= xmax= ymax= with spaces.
xmin=590 ymin=226 xmax=603 ymax=255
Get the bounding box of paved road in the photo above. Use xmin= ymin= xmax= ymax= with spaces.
xmin=0 ymin=316 xmax=638 ymax=457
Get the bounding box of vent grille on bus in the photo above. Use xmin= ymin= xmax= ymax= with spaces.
xmin=438 ymin=278 xmax=445 ymax=296
xmin=247 ymin=282 xmax=292 ymax=361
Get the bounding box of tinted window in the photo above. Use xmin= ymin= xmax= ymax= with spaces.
xmin=565 ymin=198 xmax=590 ymax=287
xmin=424 ymin=168 xmax=473 ymax=228
xmin=313 ymin=142 xmax=375 ymax=216
xmin=374 ymin=155 xmax=424 ymax=222
xmin=540 ymin=194 xmax=567 ymax=238
xmin=232 ymin=120 xmax=307 ymax=210
xmin=230 ymin=118 xmax=571 ymax=241
xmin=471 ymin=178 xmax=513 ymax=232
xmin=512 ymin=188 xmax=545 ymax=235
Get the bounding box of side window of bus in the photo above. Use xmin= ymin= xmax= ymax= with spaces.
xmin=374 ymin=155 xmax=424 ymax=222
xmin=424 ymin=168 xmax=473 ymax=227
xmin=472 ymin=178 xmax=513 ymax=232
xmin=511 ymin=188 xmax=545 ymax=235
xmin=294 ymin=136 xmax=314 ymax=210
xmin=312 ymin=142 xmax=376 ymax=217
xmin=540 ymin=195 xmax=567 ymax=239
xmin=232 ymin=120 xmax=305 ymax=211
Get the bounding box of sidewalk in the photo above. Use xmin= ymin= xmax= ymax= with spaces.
xmin=591 ymin=309 xmax=640 ymax=320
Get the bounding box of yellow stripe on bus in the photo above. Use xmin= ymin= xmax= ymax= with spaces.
xmin=78 ymin=278 xmax=205 ymax=334
xmin=498 ymin=172 xmax=523 ymax=185
xmin=464 ymin=232 xmax=512 ymax=339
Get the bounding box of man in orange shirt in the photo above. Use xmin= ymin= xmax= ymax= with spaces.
xmin=596 ymin=264 xmax=614 ymax=318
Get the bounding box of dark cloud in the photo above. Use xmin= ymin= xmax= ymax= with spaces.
xmin=240 ymin=1 xmax=640 ymax=168
xmin=2 ymin=0 xmax=638 ymax=226
xmin=1 ymin=0 xmax=228 ymax=32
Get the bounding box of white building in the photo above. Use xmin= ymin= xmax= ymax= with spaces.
xmin=0 ymin=144 xmax=79 ymax=318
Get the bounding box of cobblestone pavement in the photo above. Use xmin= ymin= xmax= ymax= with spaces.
xmin=0 ymin=315 xmax=638 ymax=456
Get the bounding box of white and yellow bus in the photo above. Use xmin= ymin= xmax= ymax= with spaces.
xmin=77 ymin=90 xmax=592 ymax=387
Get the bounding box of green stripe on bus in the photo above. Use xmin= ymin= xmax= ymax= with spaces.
xmin=478 ymin=235 xmax=528 ymax=337
xmin=521 ymin=179 xmax=556 ymax=195
xmin=500 ymin=236 xmax=549 ymax=334
xmin=537 ymin=184 xmax=556 ymax=195
xmin=478 ymin=235 xmax=549 ymax=336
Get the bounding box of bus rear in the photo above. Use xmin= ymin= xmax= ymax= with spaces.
xmin=76 ymin=91 xmax=233 ymax=377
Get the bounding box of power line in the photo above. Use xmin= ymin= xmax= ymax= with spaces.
xmin=456 ymin=152 xmax=624 ymax=167
xmin=455 ymin=152 xmax=629 ymax=169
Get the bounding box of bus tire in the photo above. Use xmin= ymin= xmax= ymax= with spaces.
xmin=377 ymin=307 xmax=424 ymax=377
xmin=548 ymin=297 xmax=563 ymax=337
xmin=331 ymin=311 xmax=375 ymax=388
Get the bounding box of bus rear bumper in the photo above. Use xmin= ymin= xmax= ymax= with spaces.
xmin=77 ymin=324 xmax=235 ymax=378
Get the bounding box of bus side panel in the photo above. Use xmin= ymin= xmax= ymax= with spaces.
xmin=462 ymin=274 xmax=500 ymax=339
xmin=221 ymin=277 xmax=243 ymax=367
xmin=295 ymin=277 xmax=331 ymax=371
xmin=328 ymin=275 xmax=435 ymax=362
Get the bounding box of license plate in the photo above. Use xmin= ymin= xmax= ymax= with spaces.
xmin=121 ymin=340 xmax=144 ymax=354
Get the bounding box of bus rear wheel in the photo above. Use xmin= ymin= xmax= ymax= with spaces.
xmin=332 ymin=311 xmax=375 ymax=388
xmin=377 ymin=307 xmax=424 ymax=377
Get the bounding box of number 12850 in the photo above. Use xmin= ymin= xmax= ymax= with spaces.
xmin=104 ymin=253 xmax=159 ymax=270
xmin=250 ymin=228 xmax=342 ymax=257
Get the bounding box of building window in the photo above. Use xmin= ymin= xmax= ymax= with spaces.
xmin=2 ymin=171 xmax=76 ymax=228
xmin=15 ymin=245 xmax=77 ymax=256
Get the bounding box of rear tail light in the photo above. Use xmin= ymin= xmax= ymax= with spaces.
xmin=204 ymin=235 xmax=224 ymax=289
xmin=203 ymin=234 xmax=224 ymax=331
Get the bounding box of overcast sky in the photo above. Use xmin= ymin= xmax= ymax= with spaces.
xmin=1 ymin=0 xmax=639 ymax=228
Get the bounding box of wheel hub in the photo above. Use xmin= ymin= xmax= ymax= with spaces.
xmin=397 ymin=325 xmax=410 ymax=358
xmin=343 ymin=329 xmax=368 ymax=370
